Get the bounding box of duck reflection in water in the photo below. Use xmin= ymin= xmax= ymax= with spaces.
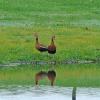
xmin=72 ymin=87 xmax=76 ymax=100
xmin=35 ymin=70 xmax=56 ymax=86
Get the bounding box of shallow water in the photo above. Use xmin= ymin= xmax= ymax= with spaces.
xmin=0 ymin=85 xmax=100 ymax=100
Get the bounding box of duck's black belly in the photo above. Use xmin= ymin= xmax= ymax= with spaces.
xmin=48 ymin=50 xmax=56 ymax=54
xmin=38 ymin=47 xmax=48 ymax=52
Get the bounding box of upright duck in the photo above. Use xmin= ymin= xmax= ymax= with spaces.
xmin=48 ymin=35 xmax=56 ymax=54
xmin=34 ymin=34 xmax=48 ymax=52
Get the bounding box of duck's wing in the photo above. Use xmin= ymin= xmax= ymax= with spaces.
xmin=39 ymin=44 xmax=48 ymax=49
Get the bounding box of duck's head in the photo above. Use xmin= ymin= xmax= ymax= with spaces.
xmin=34 ymin=33 xmax=38 ymax=40
xmin=52 ymin=35 xmax=55 ymax=40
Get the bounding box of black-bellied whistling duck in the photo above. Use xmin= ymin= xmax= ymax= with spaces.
xmin=48 ymin=35 xmax=56 ymax=54
xmin=35 ymin=70 xmax=56 ymax=86
xmin=34 ymin=34 xmax=48 ymax=52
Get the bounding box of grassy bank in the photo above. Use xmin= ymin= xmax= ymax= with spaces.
xmin=0 ymin=0 xmax=100 ymax=63
xmin=0 ymin=64 xmax=100 ymax=87
xmin=0 ymin=26 xmax=100 ymax=63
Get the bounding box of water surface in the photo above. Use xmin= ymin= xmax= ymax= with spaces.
xmin=0 ymin=85 xmax=100 ymax=100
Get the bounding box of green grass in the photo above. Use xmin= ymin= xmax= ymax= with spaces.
xmin=0 ymin=0 xmax=100 ymax=63
xmin=0 ymin=26 xmax=100 ymax=63
xmin=0 ymin=0 xmax=100 ymax=87
xmin=0 ymin=64 xmax=100 ymax=87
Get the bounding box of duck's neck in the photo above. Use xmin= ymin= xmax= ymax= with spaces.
xmin=51 ymin=38 xmax=54 ymax=45
xmin=36 ymin=37 xmax=39 ymax=44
